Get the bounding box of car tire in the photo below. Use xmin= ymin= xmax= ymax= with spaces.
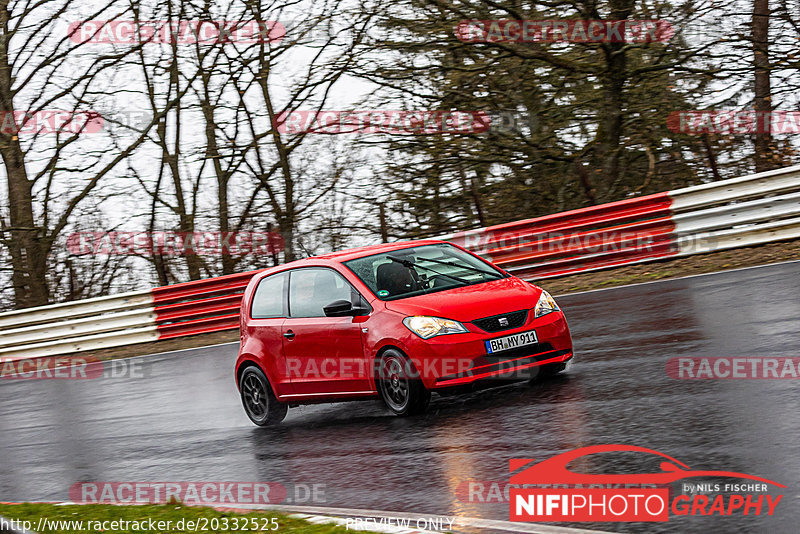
xmin=239 ymin=365 xmax=288 ymax=426
xmin=529 ymin=362 xmax=566 ymax=383
xmin=376 ymin=349 xmax=430 ymax=416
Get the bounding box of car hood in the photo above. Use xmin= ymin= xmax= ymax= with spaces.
xmin=383 ymin=276 xmax=542 ymax=322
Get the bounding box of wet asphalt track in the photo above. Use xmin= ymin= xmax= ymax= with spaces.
xmin=2 ymin=261 xmax=800 ymax=533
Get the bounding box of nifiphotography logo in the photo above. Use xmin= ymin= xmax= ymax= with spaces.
xmin=509 ymin=445 xmax=784 ymax=522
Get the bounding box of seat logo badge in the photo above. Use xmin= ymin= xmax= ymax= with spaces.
xmin=499 ymin=317 xmax=509 ymax=327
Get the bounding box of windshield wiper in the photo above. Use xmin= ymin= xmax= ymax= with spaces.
xmin=387 ymin=255 xmax=470 ymax=286
xmin=415 ymin=256 xmax=504 ymax=279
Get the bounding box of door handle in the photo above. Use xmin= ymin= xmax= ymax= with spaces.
xmin=283 ymin=330 xmax=295 ymax=340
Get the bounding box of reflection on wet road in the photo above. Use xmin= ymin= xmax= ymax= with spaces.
xmin=2 ymin=262 xmax=799 ymax=533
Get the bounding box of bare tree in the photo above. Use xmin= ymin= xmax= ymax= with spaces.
xmin=0 ymin=0 xmax=187 ymax=308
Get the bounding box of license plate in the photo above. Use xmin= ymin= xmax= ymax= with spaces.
xmin=485 ymin=330 xmax=538 ymax=354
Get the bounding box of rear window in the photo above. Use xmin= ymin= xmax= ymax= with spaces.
xmin=250 ymin=272 xmax=287 ymax=318
xmin=288 ymin=268 xmax=354 ymax=318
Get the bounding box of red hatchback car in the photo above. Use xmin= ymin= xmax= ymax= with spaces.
xmin=235 ymin=240 xmax=573 ymax=426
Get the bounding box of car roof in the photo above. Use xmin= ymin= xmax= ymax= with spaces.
xmin=294 ymin=239 xmax=451 ymax=264
xmin=249 ymin=240 xmax=455 ymax=285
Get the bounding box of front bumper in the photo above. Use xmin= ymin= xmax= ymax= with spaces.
xmin=401 ymin=310 xmax=573 ymax=389
xmin=434 ymin=346 xmax=573 ymax=387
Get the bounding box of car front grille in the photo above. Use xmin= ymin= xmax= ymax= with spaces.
xmin=472 ymin=309 xmax=528 ymax=333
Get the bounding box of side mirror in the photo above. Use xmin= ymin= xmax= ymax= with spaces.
xmin=323 ymin=300 xmax=370 ymax=317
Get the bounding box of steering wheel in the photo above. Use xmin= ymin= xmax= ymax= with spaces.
xmin=423 ymin=274 xmax=452 ymax=289
xmin=416 ymin=273 xmax=432 ymax=289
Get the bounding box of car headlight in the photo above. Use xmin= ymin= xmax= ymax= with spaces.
xmin=403 ymin=316 xmax=468 ymax=339
xmin=534 ymin=290 xmax=559 ymax=318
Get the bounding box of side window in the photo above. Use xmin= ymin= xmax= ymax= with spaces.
xmin=251 ymin=273 xmax=287 ymax=318
xmin=289 ymin=268 xmax=355 ymax=318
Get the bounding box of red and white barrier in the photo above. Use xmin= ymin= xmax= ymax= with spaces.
xmin=443 ymin=192 xmax=677 ymax=279
xmin=0 ymin=272 xmax=261 ymax=360
xmin=443 ymin=164 xmax=800 ymax=279
xmin=1 ymin=164 xmax=799 ymax=359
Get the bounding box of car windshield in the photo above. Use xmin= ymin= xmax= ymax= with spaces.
xmin=343 ymin=243 xmax=506 ymax=301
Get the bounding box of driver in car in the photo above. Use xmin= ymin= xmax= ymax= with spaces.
xmin=375 ymin=258 xmax=419 ymax=297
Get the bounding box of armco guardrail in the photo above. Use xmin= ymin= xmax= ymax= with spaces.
xmin=0 ymin=271 xmax=263 ymax=361
xmin=1 ymin=165 xmax=799 ymax=360
xmin=151 ymin=270 xmax=260 ymax=340
xmin=443 ymin=164 xmax=800 ymax=279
